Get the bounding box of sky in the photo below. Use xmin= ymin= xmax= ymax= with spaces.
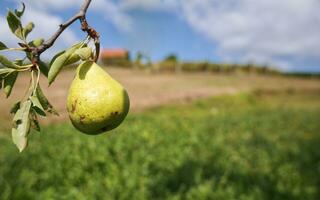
xmin=0 ymin=0 xmax=319 ymax=72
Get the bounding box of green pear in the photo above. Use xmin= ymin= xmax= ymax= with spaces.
xmin=67 ymin=61 xmax=130 ymax=135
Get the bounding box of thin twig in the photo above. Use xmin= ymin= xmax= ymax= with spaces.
xmin=80 ymin=17 xmax=100 ymax=62
xmin=32 ymin=0 xmax=100 ymax=62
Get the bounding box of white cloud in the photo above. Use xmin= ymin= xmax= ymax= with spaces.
xmin=106 ymin=0 xmax=320 ymax=70
xmin=2 ymin=0 xmax=131 ymax=59
xmin=4 ymin=0 xmax=320 ymax=70
xmin=119 ymin=0 xmax=178 ymax=11
xmin=1 ymin=2 xmax=80 ymax=60
xmin=18 ymin=0 xmax=132 ymax=32
xmin=0 ymin=12 xmax=78 ymax=59
xmin=179 ymin=0 xmax=320 ymax=70
xmin=91 ymin=0 xmax=132 ymax=32
xmin=23 ymin=7 xmax=79 ymax=59
xmin=22 ymin=8 xmax=78 ymax=45
xmin=16 ymin=0 xmax=81 ymax=10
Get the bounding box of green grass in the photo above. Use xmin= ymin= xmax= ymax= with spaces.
xmin=0 ymin=92 xmax=320 ymax=200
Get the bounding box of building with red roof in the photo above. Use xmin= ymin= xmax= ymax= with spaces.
xmin=100 ymin=48 xmax=131 ymax=67
xmin=100 ymin=49 xmax=129 ymax=60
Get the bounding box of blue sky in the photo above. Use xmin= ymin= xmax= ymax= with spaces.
xmin=0 ymin=0 xmax=320 ymax=72
xmin=90 ymin=9 xmax=218 ymax=61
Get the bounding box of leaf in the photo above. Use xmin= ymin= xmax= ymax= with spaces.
xmin=65 ymin=43 xmax=88 ymax=65
xmin=14 ymin=3 xmax=25 ymax=18
xmin=0 ymin=68 xmax=16 ymax=77
xmin=12 ymin=100 xmax=31 ymax=152
xmin=3 ymin=71 xmax=18 ymax=98
xmin=13 ymin=59 xmax=23 ymax=66
xmin=38 ymin=60 xmax=49 ymax=77
xmin=0 ymin=41 xmax=8 ymax=50
xmin=10 ymin=101 xmax=21 ymax=114
xmin=6 ymin=11 xmax=23 ymax=40
xmin=48 ymin=43 xmax=86 ymax=68
xmin=49 ymin=50 xmax=65 ymax=67
xmin=64 ymin=53 xmax=80 ymax=66
xmin=75 ymin=47 xmax=93 ymax=60
xmin=23 ymin=22 xmax=34 ymax=39
xmin=26 ymin=52 xmax=32 ymax=61
xmin=71 ymin=42 xmax=85 ymax=48
xmin=0 ymin=55 xmax=20 ymax=69
xmin=30 ymin=110 xmax=40 ymax=132
xmin=30 ymin=95 xmax=46 ymax=117
xmin=36 ymin=84 xmax=59 ymax=116
xmin=48 ymin=43 xmax=83 ymax=85
xmin=12 ymin=128 xmax=28 ymax=152
xmin=48 ymin=53 xmax=68 ymax=84
xmin=28 ymin=38 xmax=44 ymax=47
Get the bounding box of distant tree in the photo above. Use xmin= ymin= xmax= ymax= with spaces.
xmin=134 ymin=51 xmax=143 ymax=66
xmin=164 ymin=54 xmax=178 ymax=63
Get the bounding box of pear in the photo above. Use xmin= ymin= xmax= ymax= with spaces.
xmin=67 ymin=61 xmax=130 ymax=135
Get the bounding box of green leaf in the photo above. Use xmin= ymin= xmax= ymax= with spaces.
xmin=75 ymin=47 xmax=93 ymax=60
xmin=28 ymin=38 xmax=44 ymax=47
xmin=0 ymin=68 xmax=16 ymax=77
xmin=23 ymin=22 xmax=34 ymax=39
xmin=48 ymin=53 xmax=68 ymax=84
xmin=0 ymin=41 xmax=8 ymax=50
xmin=71 ymin=42 xmax=85 ymax=48
xmin=0 ymin=55 xmax=20 ymax=69
xmin=38 ymin=60 xmax=49 ymax=77
xmin=48 ymin=43 xmax=86 ymax=68
xmin=12 ymin=100 xmax=31 ymax=152
xmin=26 ymin=52 xmax=32 ymax=61
xmin=30 ymin=95 xmax=46 ymax=117
xmin=3 ymin=71 xmax=18 ymax=98
xmin=13 ymin=59 xmax=23 ymax=66
xmin=48 ymin=43 xmax=83 ymax=85
xmin=6 ymin=11 xmax=23 ymax=40
xmin=64 ymin=53 xmax=80 ymax=66
xmin=10 ymin=101 xmax=21 ymax=114
xmin=14 ymin=3 xmax=25 ymax=18
xmin=30 ymin=110 xmax=40 ymax=132
xmin=36 ymin=84 xmax=59 ymax=116
xmin=49 ymin=50 xmax=66 ymax=67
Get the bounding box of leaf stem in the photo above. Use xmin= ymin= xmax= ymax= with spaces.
xmin=1 ymin=47 xmax=27 ymax=52
xmin=16 ymin=64 xmax=33 ymax=71
xmin=33 ymin=65 xmax=40 ymax=95
xmin=21 ymin=71 xmax=33 ymax=101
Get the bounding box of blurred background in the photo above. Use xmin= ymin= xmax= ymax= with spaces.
xmin=0 ymin=0 xmax=320 ymax=199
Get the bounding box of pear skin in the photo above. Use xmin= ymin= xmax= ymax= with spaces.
xmin=67 ymin=61 xmax=130 ymax=135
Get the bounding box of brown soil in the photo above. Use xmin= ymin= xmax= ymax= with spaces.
xmin=1 ymin=67 xmax=319 ymax=127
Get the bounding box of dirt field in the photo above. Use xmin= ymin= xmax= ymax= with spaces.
xmin=1 ymin=67 xmax=320 ymax=127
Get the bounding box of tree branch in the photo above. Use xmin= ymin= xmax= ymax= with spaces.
xmin=32 ymin=0 xmax=100 ymax=62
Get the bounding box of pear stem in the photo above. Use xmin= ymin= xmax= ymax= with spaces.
xmin=31 ymin=0 xmax=100 ymax=63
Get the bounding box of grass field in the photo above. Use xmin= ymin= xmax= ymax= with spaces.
xmin=0 ymin=90 xmax=319 ymax=200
